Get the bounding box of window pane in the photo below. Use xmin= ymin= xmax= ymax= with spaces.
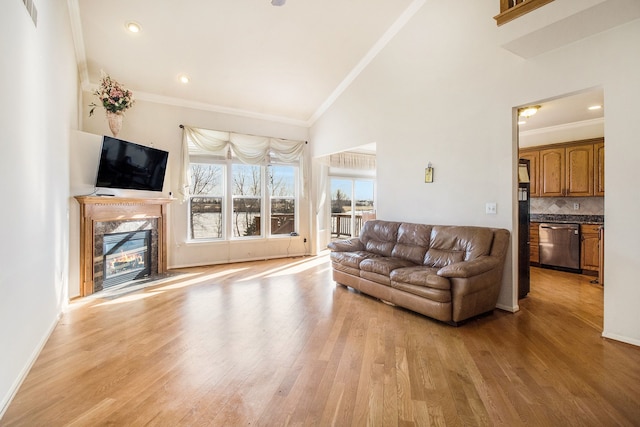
xmin=189 ymin=164 xmax=224 ymax=239
xmin=233 ymin=198 xmax=261 ymax=237
xmin=331 ymin=178 xmax=353 ymax=238
xmin=190 ymin=164 xmax=223 ymax=196
xmin=269 ymin=165 xmax=295 ymax=197
xmin=354 ymin=180 xmax=374 ymax=213
xmin=233 ymin=164 xmax=261 ymax=196
xmin=232 ymin=164 xmax=262 ymax=237
xmin=271 ymin=198 xmax=295 ymax=235
xmin=269 ymin=165 xmax=296 ymax=235
xmin=190 ymin=197 xmax=223 ymax=239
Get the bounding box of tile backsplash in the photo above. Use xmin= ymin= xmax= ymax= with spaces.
xmin=530 ymin=197 xmax=604 ymax=215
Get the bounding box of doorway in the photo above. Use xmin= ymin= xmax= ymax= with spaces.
xmin=515 ymin=88 xmax=605 ymax=306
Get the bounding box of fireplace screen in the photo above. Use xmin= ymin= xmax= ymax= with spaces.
xmin=103 ymin=230 xmax=151 ymax=288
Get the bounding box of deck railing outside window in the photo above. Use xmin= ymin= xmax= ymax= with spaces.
xmin=331 ymin=212 xmax=376 ymax=239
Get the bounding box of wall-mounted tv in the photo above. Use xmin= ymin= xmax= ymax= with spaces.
xmin=95 ymin=136 xmax=169 ymax=192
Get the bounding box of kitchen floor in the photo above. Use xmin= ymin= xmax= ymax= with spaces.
xmin=525 ymin=266 xmax=603 ymax=330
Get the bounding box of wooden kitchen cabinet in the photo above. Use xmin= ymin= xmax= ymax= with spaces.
xmin=530 ymin=222 xmax=540 ymax=264
xmin=565 ymin=144 xmax=594 ymax=196
xmin=594 ymin=141 xmax=605 ymax=196
xmin=520 ymin=138 xmax=603 ymax=197
xmin=539 ymin=147 xmax=565 ymax=196
xmin=581 ymin=224 xmax=601 ymax=273
xmin=519 ymin=150 xmax=539 ymax=197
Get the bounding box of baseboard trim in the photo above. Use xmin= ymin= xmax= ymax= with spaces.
xmin=602 ymin=331 xmax=640 ymax=347
xmin=0 ymin=313 xmax=61 ymax=419
xmin=496 ymin=303 xmax=519 ymax=313
xmin=168 ymin=252 xmax=309 ymax=270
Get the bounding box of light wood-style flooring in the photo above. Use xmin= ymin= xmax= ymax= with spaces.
xmin=2 ymin=254 xmax=640 ymax=426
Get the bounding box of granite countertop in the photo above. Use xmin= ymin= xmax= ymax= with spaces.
xmin=530 ymin=214 xmax=604 ymax=225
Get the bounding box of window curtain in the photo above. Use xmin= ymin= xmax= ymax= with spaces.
xmin=180 ymin=126 xmax=306 ymax=202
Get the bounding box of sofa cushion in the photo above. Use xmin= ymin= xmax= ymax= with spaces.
xmin=391 ymin=223 xmax=431 ymax=264
xmin=360 ymin=257 xmax=416 ymax=276
xmin=330 ymin=251 xmax=379 ymax=269
xmin=331 ymin=262 xmax=361 ymax=277
xmin=424 ymin=226 xmax=494 ymax=267
xmin=360 ymin=270 xmax=392 ymax=286
xmin=390 ymin=266 xmax=450 ymax=290
xmin=359 ymin=220 xmax=401 ymax=257
xmin=391 ymin=281 xmax=452 ymax=303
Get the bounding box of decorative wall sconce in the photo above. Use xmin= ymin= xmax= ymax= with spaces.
xmin=425 ymin=162 xmax=434 ymax=183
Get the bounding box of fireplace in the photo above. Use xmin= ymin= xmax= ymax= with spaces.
xmin=92 ymin=219 xmax=158 ymax=293
xmin=75 ymin=196 xmax=173 ymax=296
xmin=102 ymin=230 xmax=152 ymax=289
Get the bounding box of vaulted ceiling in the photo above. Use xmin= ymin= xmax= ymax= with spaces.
xmin=70 ymin=0 xmax=417 ymax=126
xmin=70 ymin=1 xmax=606 ymax=130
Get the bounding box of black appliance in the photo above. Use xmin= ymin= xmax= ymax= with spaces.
xmin=95 ymin=136 xmax=169 ymax=192
xmin=518 ymin=159 xmax=530 ymax=299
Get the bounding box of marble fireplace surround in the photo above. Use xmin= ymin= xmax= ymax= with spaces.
xmin=75 ymin=196 xmax=172 ymax=297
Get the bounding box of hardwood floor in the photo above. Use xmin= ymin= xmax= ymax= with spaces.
xmin=2 ymin=255 xmax=640 ymax=426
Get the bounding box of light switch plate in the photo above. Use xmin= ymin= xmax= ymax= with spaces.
xmin=486 ymin=202 xmax=497 ymax=214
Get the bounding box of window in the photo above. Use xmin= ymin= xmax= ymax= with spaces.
xmin=188 ymin=161 xmax=299 ymax=240
xmin=232 ymin=164 xmax=262 ymax=237
xmin=269 ymin=165 xmax=297 ymax=235
xmin=181 ymin=126 xmax=305 ymax=241
xmin=189 ymin=163 xmax=224 ymax=239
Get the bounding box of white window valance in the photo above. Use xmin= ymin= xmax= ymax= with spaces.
xmin=329 ymin=152 xmax=376 ymax=170
xmin=180 ymin=126 xmax=306 ymax=201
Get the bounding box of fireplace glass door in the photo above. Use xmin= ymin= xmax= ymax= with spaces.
xmin=103 ymin=230 xmax=151 ymax=288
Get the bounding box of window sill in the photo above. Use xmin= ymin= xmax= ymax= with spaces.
xmin=186 ymin=235 xmax=300 ymax=245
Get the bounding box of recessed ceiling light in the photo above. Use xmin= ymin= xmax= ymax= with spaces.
xmin=179 ymin=75 xmax=190 ymax=84
xmin=126 ymin=21 xmax=142 ymax=33
xmin=518 ymin=106 xmax=540 ymax=118
xmin=518 ymin=120 xmax=527 ymax=125
xmin=588 ymin=105 xmax=602 ymax=110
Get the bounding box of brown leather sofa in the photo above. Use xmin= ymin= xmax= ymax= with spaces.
xmin=327 ymin=220 xmax=510 ymax=325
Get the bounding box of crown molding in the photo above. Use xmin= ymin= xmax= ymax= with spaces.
xmin=130 ymin=89 xmax=311 ymax=128
xmin=67 ymin=0 xmax=90 ymax=90
xmin=519 ymin=117 xmax=604 ymax=137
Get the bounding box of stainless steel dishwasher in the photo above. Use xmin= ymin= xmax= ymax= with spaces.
xmin=539 ymin=223 xmax=580 ymax=270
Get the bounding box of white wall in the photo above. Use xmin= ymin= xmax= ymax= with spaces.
xmin=311 ymin=2 xmax=640 ymax=345
xmin=78 ymin=98 xmax=312 ymax=281
xmin=0 ymin=0 xmax=78 ymax=416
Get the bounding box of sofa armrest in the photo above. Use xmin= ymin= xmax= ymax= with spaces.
xmin=436 ymin=256 xmax=500 ymax=278
xmin=327 ymin=238 xmax=364 ymax=252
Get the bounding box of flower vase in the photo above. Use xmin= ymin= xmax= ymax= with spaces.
xmin=106 ymin=112 xmax=123 ymax=137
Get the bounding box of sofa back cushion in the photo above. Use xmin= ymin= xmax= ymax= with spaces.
xmin=359 ymin=220 xmax=401 ymax=257
xmin=424 ymin=226 xmax=494 ymax=268
xmin=391 ymin=223 xmax=432 ymax=264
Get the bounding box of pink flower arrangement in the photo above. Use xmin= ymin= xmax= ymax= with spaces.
xmin=89 ymin=72 xmax=135 ymax=116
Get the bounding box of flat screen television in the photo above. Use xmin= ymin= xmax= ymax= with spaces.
xmin=95 ymin=136 xmax=169 ymax=192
